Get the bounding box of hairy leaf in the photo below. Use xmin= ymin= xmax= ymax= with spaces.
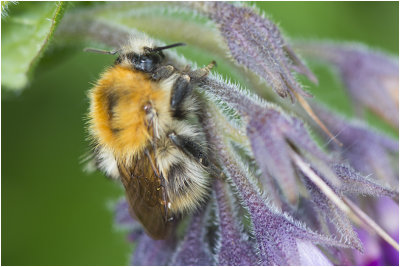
xmin=2 ymin=1 xmax=66 ymax=90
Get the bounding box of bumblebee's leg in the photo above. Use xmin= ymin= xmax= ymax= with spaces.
xmin=170 ymin=61 xmax=216 ymax=116
xmin=168 ymin=133 xmax=224 ymax=180
xmin=168 ymin=133 xmax=209 ymax=167
xmin=170 ymin=74 xmax=192 ymax=110
xmin=151 ymin=65 xmax=175 ymax=81
xmin=188 ymin=61 xmax=216 ymax=81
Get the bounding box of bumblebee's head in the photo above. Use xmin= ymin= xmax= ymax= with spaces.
xmin=117 ymin=41 xmax=186 ymax=73
xmin=84 ymin=38 xmax=185 ymax=73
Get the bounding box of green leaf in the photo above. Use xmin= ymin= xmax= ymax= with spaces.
xmin=1 ymin=1 xmax=66 ymax=91
xmin=1 ymin=1 xmax=15 ymax=18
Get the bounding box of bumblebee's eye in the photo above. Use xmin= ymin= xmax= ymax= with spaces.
xmin=140 ymin=57 xmax=149 ymax=64
xmin=137 ymin=56 xmax=153 ymax=72
xmin=134 ymin=53 xmax=162 ymax=72
xmin=148 ymin=52 xmax=163 ymax=64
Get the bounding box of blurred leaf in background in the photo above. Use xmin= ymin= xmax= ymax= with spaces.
xmin=1 ymin=1 xmax=66 ymax=90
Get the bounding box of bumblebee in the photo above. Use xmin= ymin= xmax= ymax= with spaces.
xmin=87 ymin=37 xmax=215 ymax=239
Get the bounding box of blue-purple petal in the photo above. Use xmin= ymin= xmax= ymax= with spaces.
xmin=296 ymin=240 xmax=333 ymax=265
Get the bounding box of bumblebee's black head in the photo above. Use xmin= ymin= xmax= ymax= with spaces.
xmin=119 ymin=49 xmax=164 ymax=73
xmin=116 ymin=43 xmax=186 ymax=73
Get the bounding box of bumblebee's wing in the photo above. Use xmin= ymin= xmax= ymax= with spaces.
xmin=118 ymin=151 xmax=171 ymax=240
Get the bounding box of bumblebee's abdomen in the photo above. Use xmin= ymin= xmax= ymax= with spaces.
xmin=89 ymin=65 xmax=171 ymax=158
xmin=166 ymin=159 xmax=209 ymax=213
xmin=155 ymin=129 xmax=210 ymax=214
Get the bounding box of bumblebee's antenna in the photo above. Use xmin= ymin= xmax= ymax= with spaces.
xmin=83 ymin=48 xmax=118 ymax=55
xmin=152 ymin=43 xmax=186 ymax=52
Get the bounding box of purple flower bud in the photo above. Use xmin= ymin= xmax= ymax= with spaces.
xmin=247 ymin=106 xmax=330 ymax=204
xmin=300 ymin=171 xmax=363 ymax=251
xmin=312 ymin=104 xmax=399 ymax=188
xmin=296 ymin=42 xmax=399 ymax=128
xmin=333 ymin=163 xmax=398 ymax=199
xmin=198 ymin=2 xmax=315 ymax=101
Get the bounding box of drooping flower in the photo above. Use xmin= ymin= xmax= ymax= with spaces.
xmin=190 ymin=1 xmax=317 ymax=101
xmin=295 ymin=42 xmax=399 ymax=128
xmin=311 ymin=104 xmax=399 ymax=188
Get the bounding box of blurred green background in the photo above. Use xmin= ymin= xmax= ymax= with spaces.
xmin=2 ymin=2 xmax=398 ymax=265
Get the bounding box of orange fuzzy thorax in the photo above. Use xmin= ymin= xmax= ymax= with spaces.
xmin=89 ymin=65 xmax=170 ymax=160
